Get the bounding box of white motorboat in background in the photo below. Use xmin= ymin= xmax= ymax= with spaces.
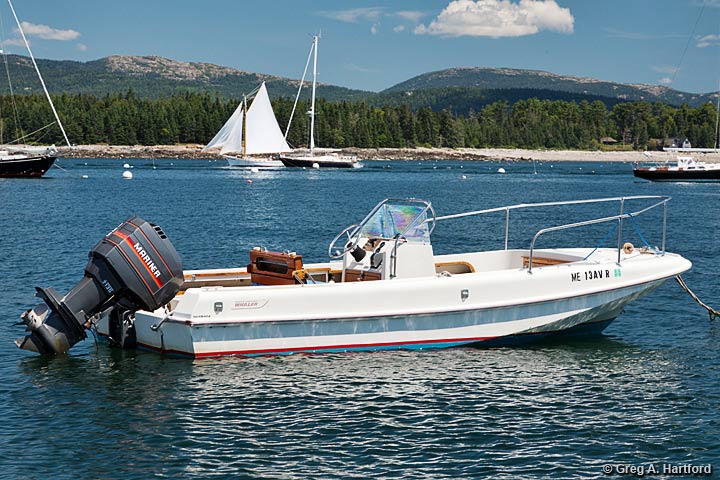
xmin=202 ymin=82 xmax=290 ymax=168
xmin=633 ymin=155 xmax=720 ymax=182
xmin=77 ymin=195 xmax=688 ymax=358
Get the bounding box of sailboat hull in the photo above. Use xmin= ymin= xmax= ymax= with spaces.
xmin=224 ymin=155 xmax=284 ymax=168
xmin=0 ymin=154 xmax=56 ymax=178
xmin=279 ymin=154 xmax=361 ymax=169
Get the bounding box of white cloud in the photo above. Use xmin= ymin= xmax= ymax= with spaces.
xmin=20 ymin=21 xmax=79 ymax=41
xmin=76 ymin=43 xmax=87 ymax=51
xmin=393 ymin=25 xmax=406 ymax=33
xmin=394 ymin=11 xmax=426 ymax=23
xmin=696 ymin=34 xmax=720 ymax=48
xmin=604 ymin=27 xmax=684 ymax=40
xmin=659 ymin=77 xmax=672 ymax=85
xmin=318 ymin=7 xmax=384 ymax=23
xmin=652 ymin=64 xmax=679 ymax=74
xmin=0 ymin=37 xmax=27 ymax=49
xmin=344 ymin=63 xmax=379 ymax=74
xmin=318 ymin=8 xmax=425 ymax=32
xmin=415 ymin=0 xmax=574 ymax=38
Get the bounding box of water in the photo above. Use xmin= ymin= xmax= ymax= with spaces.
xmin=1 ymin=158 xmax=718 ymax=479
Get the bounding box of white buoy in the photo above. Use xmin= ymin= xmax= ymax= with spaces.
xmin=122 ymin=170 xmax=133 ymax=179
xmin=122 ymin=163 xmax=131 ymax=169
xmin=498 ymin=167 xmax=506 ymax=174
xmin=250 ymin=167 xmax=260 ymax=173
xmin=312 ymin=162 xmax=320 ymax=169
xmin=461 ymin=175 xmax=467 ymax=180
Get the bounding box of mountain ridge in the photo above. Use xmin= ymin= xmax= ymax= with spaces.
xmin=383 ymin=66 xmax=716 ymax=106
xmin=1 ymin=54 xmax=716 ymax=108
xmin=2 ymin=54 xmax=369 ymax=101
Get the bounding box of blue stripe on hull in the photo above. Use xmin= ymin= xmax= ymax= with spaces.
xmin=136 ymin=318 xmax=617 ymax=358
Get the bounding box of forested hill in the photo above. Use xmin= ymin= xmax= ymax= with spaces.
xmin=383 ymin=67 xmax=715 ymax=107
xmin=370 ymin=87 xmax=622 ymax=116
xmin=1 ymin=54 xmax=370 ymax=102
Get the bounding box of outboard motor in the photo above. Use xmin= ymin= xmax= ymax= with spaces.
xmin=16 ymin=216 xmax=183 ymax=355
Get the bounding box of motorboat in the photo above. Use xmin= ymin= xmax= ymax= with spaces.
xmin=633 ymin=155 xmax=720 ymax=182
xmin=17 ymin=195 xmax=691 ymax=358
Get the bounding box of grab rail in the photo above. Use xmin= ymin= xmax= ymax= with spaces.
xmin=434 ymin=195 xmax=670 ymax=273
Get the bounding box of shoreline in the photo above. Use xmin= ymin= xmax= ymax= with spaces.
xmin=57 ymin=144 xmax=720 ymax=163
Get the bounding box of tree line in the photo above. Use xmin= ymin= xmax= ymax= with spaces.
xmin=0 ymin=91 xmax=717 ymax=150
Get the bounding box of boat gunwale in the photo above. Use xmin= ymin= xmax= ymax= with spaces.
xmin=159 ymin=254 xmax=688 ymax=327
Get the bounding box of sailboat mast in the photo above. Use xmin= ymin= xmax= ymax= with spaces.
xmin=242 ymin=95 xmax=247 ymax=159
xmin=309 ymin=34 xmax=318 ymax=155
xmin=7 ymin=0 xmax=71 ymax=148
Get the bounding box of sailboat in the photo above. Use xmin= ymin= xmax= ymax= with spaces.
xmin=0 ymin=0 xmax=70 ymax=178
xmin=279 ymin=35 xmax=361 ymax=169
xmin=203 ymin=82 xmax=290 ymax=168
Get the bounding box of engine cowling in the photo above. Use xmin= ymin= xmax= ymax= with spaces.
xmin=17 ymin=216 xmax=183 ymax=354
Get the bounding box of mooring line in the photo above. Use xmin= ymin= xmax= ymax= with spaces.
xmin=676 ymin=275 xmax=719 ymax=321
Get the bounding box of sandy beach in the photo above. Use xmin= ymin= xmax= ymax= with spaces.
xmin=58 ymin=144 xmax=720 ymax=163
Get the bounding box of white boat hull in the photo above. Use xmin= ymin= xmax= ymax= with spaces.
xmin=97 ymin=248 xmax=690 ymax=358
xmin=224 ymin=155 xmax=284 ymax=168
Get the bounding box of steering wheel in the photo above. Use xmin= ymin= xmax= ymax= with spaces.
xmin=328 ymin=224 xmax=360 ymax=259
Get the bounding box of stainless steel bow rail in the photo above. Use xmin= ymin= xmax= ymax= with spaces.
xmin=434 ymin=196 xmax=670 ymax=273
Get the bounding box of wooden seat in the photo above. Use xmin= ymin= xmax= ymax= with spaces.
xmin=248 ymin=249 xmax=303 ymax=285
xmin=522 ymin=256 xmax=570 ymax=268
xmin=344 ymin=269 xmax=381 ymax=282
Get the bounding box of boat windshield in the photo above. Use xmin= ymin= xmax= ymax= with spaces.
xmin=357 ymin=199 xmax=435 ymax=243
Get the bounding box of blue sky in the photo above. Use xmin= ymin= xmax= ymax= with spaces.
xmin=1 ymin=0 xmax=718 ymax=94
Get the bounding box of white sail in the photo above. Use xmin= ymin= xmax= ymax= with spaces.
xmin=203 ymin=82 xmax=290 ymax=155
xmin=218 ymin=107 xmax=245 ymax=155
xmin=203 ymin=103 xmax=243 ymax=152
xmin=245 ymin=83 xmax=291 ymax=154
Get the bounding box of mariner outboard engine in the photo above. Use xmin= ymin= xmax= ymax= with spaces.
xmin=16 ymin=216 xmax=183 ymax=355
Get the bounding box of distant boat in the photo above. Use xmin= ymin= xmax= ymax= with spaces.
xmin=0 ymin=0 xmax=70 ymax=178
xmin=279 ymin=35 xmax=361 ymax=169
xmin=0 ymin=146 xmax=58 ymax=178
xmin=633 ymin=155 xmax=720 ymax=182
xmin=203 ymin=82 xmax=290 ymax=168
